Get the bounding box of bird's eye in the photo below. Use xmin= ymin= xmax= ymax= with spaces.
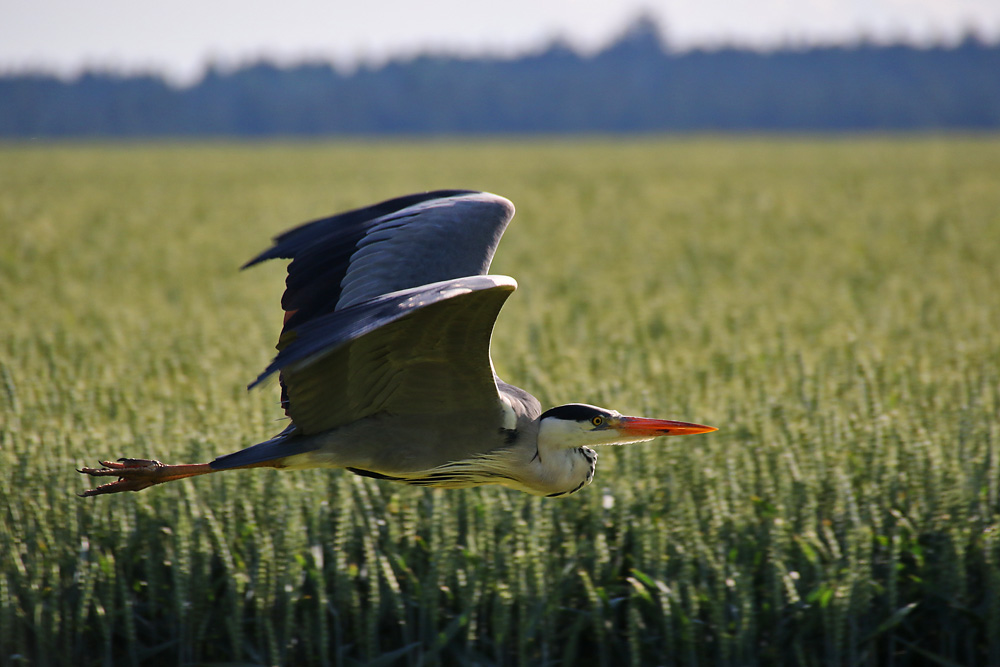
xmin=591 ymin=416 xmax=604 ymax=427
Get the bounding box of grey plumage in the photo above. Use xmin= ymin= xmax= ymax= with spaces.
xmin=216 ymin=191 xmax=529 ymax=480
xmin=79 ymin=190 xmax=715 ymax=499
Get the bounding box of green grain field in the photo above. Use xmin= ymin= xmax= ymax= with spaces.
xmin=2 ymin=138 xmax=999 ymax=666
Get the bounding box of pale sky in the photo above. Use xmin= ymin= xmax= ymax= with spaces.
xmin=3 ymin=0 xmax=999 ymax=83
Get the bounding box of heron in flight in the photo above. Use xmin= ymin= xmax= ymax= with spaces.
xmin=80 ymin=191 xmax=716 ymax=498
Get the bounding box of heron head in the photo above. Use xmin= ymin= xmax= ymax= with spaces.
xmin=537 ymin=403 xmax=717 ymax=450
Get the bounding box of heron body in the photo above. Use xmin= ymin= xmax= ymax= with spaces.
xmin=80 ymin=191 xmax=716 ymax=498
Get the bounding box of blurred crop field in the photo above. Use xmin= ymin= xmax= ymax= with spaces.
xmin=1 ymin=138 xmax=1000 ymax=666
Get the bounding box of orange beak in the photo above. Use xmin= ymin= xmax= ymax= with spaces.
xmin=614 ymin=416 xmax=718 ymax=437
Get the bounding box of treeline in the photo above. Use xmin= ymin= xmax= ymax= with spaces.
xmin=2 ymin=18 xmax=999 ymax=136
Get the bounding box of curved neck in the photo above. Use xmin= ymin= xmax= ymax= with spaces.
xmin=530 ymin=418 xmax=598 ymax=496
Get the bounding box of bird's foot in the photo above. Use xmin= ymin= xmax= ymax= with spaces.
xmin=78 ymin=458 xmax=211 ymax=497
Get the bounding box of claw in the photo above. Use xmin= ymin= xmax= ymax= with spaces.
xmin=79 ymin=458 xmax=165 ymax=475
xmin=78 ymin=458 xmax=213 ymax=497
xmin=78 ymin=459 xmax=166 ymax=496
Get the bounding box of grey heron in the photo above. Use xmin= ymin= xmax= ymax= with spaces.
xmin=80 ymin=190 xmax=716 ymax=498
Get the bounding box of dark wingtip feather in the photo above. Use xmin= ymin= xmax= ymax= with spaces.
xmin=247 ymin=366 xmax=277 ymax=391
xmin=241 ymin=249 xmax=281 ymax=270
xmin=242 ymin=189 xmax=483 ymax=271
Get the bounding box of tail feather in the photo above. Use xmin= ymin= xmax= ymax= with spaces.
xmin=210 ymin=424 xmax=317 ymax=470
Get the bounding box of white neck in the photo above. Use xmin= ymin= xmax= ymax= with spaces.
xmin=530 ymin=419 xmax=599 ymax=497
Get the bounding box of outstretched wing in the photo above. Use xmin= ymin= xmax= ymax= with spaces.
xmin=245 ymin=190 xmax=517 ymax=423
xmin=245 ymin=190 xmax=515 ymax=333
xmin=249 ymin=276 xmax=517 ymax=434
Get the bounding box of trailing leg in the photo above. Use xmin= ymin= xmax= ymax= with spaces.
xmin=78 ymin=458 xmax=217 ymax=496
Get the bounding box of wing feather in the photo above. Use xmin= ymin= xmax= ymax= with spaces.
xmin=250 ymin=276 xmax=517 ymax=434
xmin=245 ymin=191 xmax=517 ymax=433
xmin=336 ymin=194 xmax=514 ymax=308
xmin=245 ymin=190 xmax=514 ymax=335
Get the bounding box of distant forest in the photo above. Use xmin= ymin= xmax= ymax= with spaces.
xmin=3 ymin=17 xmax=999 ymax=136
